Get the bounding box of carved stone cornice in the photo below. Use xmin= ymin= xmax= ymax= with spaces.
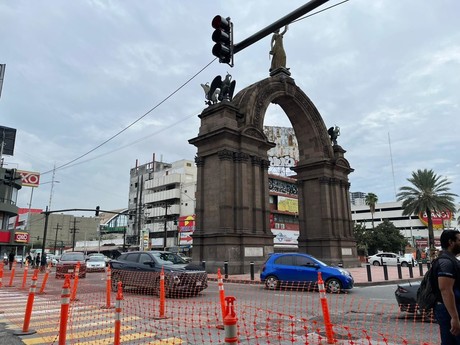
xmin=218 ymin=149 xmax=235 ymax=161
xmin=195 ymin=155 xmax=205 ymax=167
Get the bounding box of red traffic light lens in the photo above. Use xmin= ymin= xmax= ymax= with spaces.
xmin=212 ymin=15 xmax=230 ymax=30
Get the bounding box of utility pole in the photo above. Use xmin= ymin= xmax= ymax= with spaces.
xmin=53 ymin=223 xmax=61 ymax=255
xmin=70 ymin=218 xmax=79 ymax=251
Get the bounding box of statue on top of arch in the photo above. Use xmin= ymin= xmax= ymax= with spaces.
xmin=201 ymin=73 xmax=236 ymax=106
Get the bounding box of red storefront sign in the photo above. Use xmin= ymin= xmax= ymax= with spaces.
xmin=418 ymin=210 xmax=452 ymax=229
xmin=14 ymin=232 xmax=29 ymax=243
xmin=178 ymin=215 xmax=195 ymax=233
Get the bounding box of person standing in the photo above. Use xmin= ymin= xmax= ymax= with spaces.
xmin=8 ymin=250 xmax=15 ymax=270
xmin=35 ymin=253 xmax=41 ymax=269
xmin=434 ymin=229 xmax=460 ymax=344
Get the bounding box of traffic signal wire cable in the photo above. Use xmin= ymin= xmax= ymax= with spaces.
xmin=41 ymin=58 xmax=217 ymax=176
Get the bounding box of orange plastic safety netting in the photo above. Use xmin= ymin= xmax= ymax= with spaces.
xmin=0 ymin=265 xmax=440 ymax=344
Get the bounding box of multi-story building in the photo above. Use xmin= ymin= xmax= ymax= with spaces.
xmin=268 ymin=174 xmax=299 ymax=251
xmin=0 ymin=167 xmax=22 ymax=254
xmin=350 ymin=191 xmax=366 ymax=206
xmin=351 ymin=201 xmax=459 ymax=248
xmin=128 ymin=157 xmax=196 ymax=250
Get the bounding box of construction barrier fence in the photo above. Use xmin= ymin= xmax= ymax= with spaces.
xmin=0 ymin=265 xmax=440 ymax=344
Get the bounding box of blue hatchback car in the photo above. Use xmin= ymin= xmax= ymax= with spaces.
xmin=260 ymin=253 xmax=354 ymax=293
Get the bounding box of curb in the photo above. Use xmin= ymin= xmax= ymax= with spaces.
xmin=208 ymin=276 xmax=422 ymax=287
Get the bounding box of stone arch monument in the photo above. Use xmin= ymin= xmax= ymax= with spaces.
xmin=189 ymin=71 xmax=358 ymax=274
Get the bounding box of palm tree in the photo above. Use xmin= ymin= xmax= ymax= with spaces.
xmin=365 ymin=193 xmax=379 ymax=229
xmin=396 ymin=169 xmax=457 ymax=259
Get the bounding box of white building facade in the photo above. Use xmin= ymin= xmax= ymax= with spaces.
xmin=128 ymin=157 xmax=196 ymax=250
xmin=351 ymin=201 xmax=459 ymax=248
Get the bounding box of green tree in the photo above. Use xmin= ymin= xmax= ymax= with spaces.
xmin=396 ymin=169 xmax=457 ymax=258
xmin=365 ymin=219 xmax=408 ymax=255
xmin=353 ymin=222 xmax=368 ymax=256
xmin=365 ymin=192 xmax=378 ymax=229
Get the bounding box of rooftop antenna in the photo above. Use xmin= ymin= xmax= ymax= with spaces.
xmin=388 ymin=132 xmax=397 ymax=199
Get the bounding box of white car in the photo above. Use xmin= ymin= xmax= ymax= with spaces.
xmin=85 ymin=255 xmax=106 ymax=272
xmin=367 ymin=252 xmax=415 ymax=267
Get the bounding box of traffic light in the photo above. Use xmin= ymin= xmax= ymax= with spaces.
xmin=212 ymin=15 xmax=233 ymax=66
xmin=95 ymin=206 xmax=100 ymax=217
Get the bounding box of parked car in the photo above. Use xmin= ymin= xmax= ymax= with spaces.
xmin=55 ymin=252 xmax=87 ymax=279
xmin=86 ymin=255 xmax=106 ymax=272
xmin=109 ymin=251 xmax=208 ymax=297
xmin=367 ymin=252 xmax=415 ymax=267
xmin=260 ymin=253 xmax=354 ymax=293
xmin=394 ymin=281 xmax=434 ymax=320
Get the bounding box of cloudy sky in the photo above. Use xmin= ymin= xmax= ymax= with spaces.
xmin=1 ymin=0 xmax=459 ymax=215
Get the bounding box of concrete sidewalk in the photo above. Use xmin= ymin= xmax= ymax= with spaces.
xmin=208 ymin=263 xmax=427 ymax=287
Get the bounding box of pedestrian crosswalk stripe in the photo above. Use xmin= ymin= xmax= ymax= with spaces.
xmin=21 ymin=325 xmax=135 ymax=345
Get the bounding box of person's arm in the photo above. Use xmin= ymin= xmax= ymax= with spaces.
xmin=439 ymin=276 xmax=460 ymax=336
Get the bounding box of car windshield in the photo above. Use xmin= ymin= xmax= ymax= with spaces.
xmin=151 ymin=252 xmax=186 ymax=265
xmin=61 ymin=253 xmax=84 ymax=261
xmin=88 ymin=256 xmax=105 ymax=262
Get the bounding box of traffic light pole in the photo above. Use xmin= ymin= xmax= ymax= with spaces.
xmin=233 ymin=0 xmax=329 ymax=54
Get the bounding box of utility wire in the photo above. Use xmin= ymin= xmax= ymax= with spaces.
xmin=41 ymin=58 xmax=217 ymax=175
xmin=293 ymin=0 xmax=350 ymax=23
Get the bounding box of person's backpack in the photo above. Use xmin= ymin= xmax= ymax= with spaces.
xmin=417 ymin=255 xmax=458 ymax=310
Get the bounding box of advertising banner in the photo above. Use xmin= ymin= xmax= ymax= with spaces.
xmin=178 ymin=215 xmax=195 ymax=233
xmin=418 ymin=210 xmax=452 ymax=229
xmin=277 ymin=196 xmax=298 ymax=213
xmin=272 ymin=229 xmax=299 ymax=245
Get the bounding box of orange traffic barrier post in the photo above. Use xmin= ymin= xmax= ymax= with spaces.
xmin=153 ymin=266 xmax=167 ymax=320
xmin=223 ymin=296 xmax=238 ymax=345
xmin=21 ymin=261 xmax=29 ymax=289
xmin=70 ymin=262 xmax=80 ymax=302
xmin=101 ymin=265 xmax=113 ymax=309
xmin=39 ymin=262 xmax=52 ymax=294
xmin=114 ymin=281 xmax=123 ymax=345
xmin=13 ymin=269 xmax=39 ymax=336
xmin=8 ymin=260 xmax=17 ymax=287
xmin=216 ymin=268 xmax=226 ymax=330
xmin=317 ymin=272 xmax=335 ymax=344
xmin=0 ymin=262 xmax=4 ymax=288
xmin=58 ymin=275 xmax=71 ymax=345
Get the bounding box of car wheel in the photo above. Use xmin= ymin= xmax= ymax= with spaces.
xmin=325 ymin=278 xmax=342 ymax=293
xmin=401 ymin=261 xmax=408 ymax=267
xmin=265 ymin=275 xmax=280 ymax=290
xmin=372 ymin=261 xmax=380 ymax=266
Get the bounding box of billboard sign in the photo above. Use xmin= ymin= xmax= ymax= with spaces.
xmin=0 ymin=126 xmax=16 ymax=156
xmin=277 ymin=196 xmax=298 ymax=213
xmin=17 ymin=170 xmax=40 ymax=187
xmin=418 ymin=210 xmax=452 ymax=229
